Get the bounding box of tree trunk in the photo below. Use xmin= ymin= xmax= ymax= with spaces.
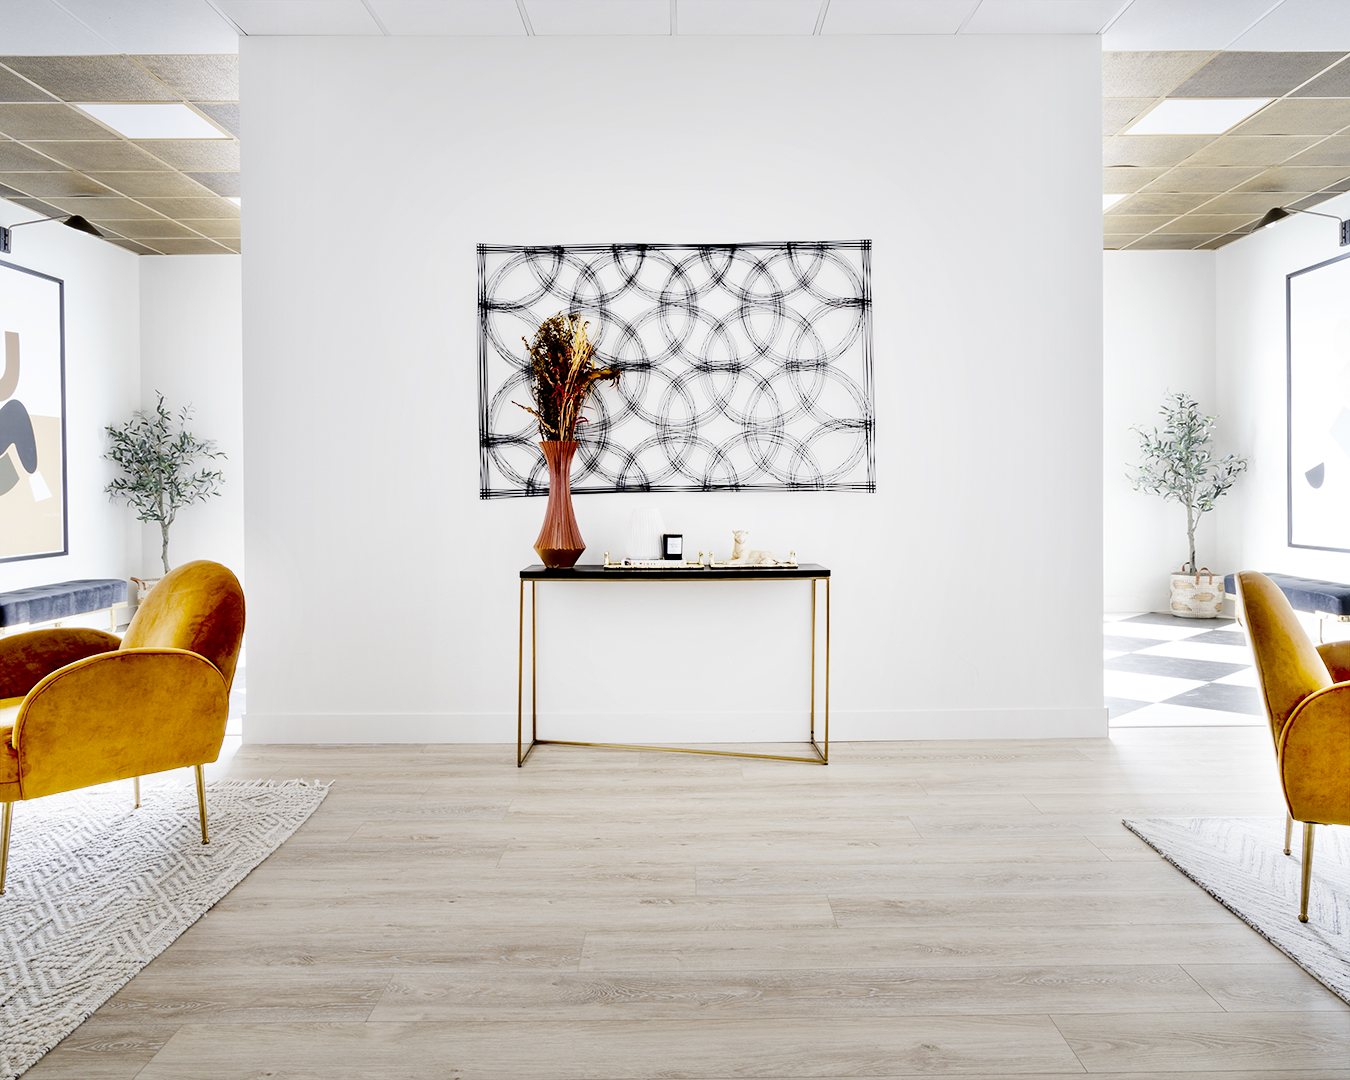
xmin=160 ymin=521 xmax=171 ymax=575
xmin=1186 ymin=503 xmax=1197 ymax=571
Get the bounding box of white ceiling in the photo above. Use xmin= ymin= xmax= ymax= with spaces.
xmin=2 ymin=0 xmax=1350 ymax=53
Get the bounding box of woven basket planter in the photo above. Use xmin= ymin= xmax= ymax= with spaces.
xmin=1169 ymin=566 xmax=1223 ymax=619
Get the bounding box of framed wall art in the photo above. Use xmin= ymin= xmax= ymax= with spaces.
xmin=478 ymin=241 xmax=874 ymax=498
xmin=0 ymin=259 xmax=67 ymax=562
xmin=1288 ymin=249 xmax=1350 ymax=552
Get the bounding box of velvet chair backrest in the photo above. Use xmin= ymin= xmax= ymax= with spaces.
xmin=1237 ymin=570 xmax=1332 ymax=743
xmin=120 ymin=561 xmax=245 ymax=690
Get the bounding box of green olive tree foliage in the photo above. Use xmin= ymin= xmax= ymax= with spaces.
xmin=1130 ymin=392 xmax=1248 ymax=572
xmin=104 ymin=394 xmax=225 ymax=574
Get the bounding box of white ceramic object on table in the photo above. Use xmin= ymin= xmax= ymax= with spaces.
xmin=626 ymin=508 xmax=666 ymax=561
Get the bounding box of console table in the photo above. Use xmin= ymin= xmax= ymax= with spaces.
xmin=517 ymin=563 xmax=830 ymax=766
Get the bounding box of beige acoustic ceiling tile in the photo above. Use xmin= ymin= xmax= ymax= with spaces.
xmin=0 ymin=171 xmax=112 ymax=197
xmin=194 ymin=102 xmax=238 ymax=137
xmin=132 ymin=55 xmax=238 ymax=101
xmin=178 ymin=218 xmax=240 ymax=239
xmin=46 ymin=195 xmax=164 ymax=218
xmin=149 ymin=237 xmax=233 ymax=254
xmin=1104 ymin=99 xmax=1155 ymax=136
xmin=109 ymin=218 xmax=200 ymax=240
xmin=1104 ymin=135 xmax=1215 ymax=167
xmin=0 ymin=67 xmax=55 ymax=103
xmin=0 ymin=140 xmax=60 ymax=171
xmin=1139 ymin=167 xmax=1265 ymax=193
xmin=0 ymin=55 xmax=178 ymax=102
xmin=1156 ymin=214 xmax=1260 ymax=234
xmin=5 ymin=196 xmax=67 ymax=217
xmin=33 ymin=140 xmax=165 ymax=171
xmin=1236 ymin=166 xmax=1350 ymax=192
xmin=1286 ymin=136 xmax=1350 ymax=166
xmin=135 ymin=139 xmax=238 ymax=171
xmin=216 ymin=240 xmax=240 ymax=253
xmin=1103 ymin=236 xmax=1148 ymax=250
xmin=1170 ymin=52 xmax=1347 ymax=98
xmin=1182 ymin=135 xmax=1320 ymax=166
xmin=1290 ymin=190 xmax=1350 ymax=212
xmin=186 ymin=171 xmax=239 ymax=196
xmin=0 ymin=181 xmax=25 ymax=198
xmin=86 ymin=171 xmax=214 ymax=198
xmin=0 ymin=103 xmax=116 ymax=140
xmin=1106 ymin=192 xmax=1212 ymax=216
xmin=1103 ymin=52 xmax=1213 ymax=98
xmin=1102 ymin=215 xmax=1175 ymax=233
xmin=1199 ymin=191 xmax=1312 ymax=215
xmin=1232 ymin=98 xmax=1350 ymax=136
xmin=1127 ymin=233 xmax=1213 ymax=249
xmin=104 ymin=236 xmax=161 ymax=255
xmin=1292 ymin=58 xmax=1350 ymax=98
xmin=137 ymin=195 xmax=239 ymax=218
xmin=1103 ymin=166 xmax=1166 ymax=193
xmin=1196 ymin=234 xmax=1245 ymax=250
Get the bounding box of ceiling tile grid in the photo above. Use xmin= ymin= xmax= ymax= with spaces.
xmin=1103 ymin=49 xmax=1350 ymax=251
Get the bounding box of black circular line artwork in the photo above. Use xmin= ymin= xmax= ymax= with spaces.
xmin=477 ymin=241 xmax=874 ymax=498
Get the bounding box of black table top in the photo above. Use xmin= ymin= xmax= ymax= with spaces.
xmin=521 ymin=563 xmax=829 ymax=581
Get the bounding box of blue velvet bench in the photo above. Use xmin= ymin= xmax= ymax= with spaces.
xmin=1225 ymin=572 xmax=1350 ymax=641
xmin=0 ymin=579 xmax=129 ymax=634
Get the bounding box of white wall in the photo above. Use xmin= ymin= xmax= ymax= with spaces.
xmin=241 ymin=35 xmax=1104 ymax=744
xmin=1103 ymin=251 xmax=1223 ymax=612
xmin=138 ymin=255 xmax=244 ymax=581
xmin=1217 ymin=190 xmax=1350 ymax=586
xmin=0 ymin=197 xmax=141 ymax=593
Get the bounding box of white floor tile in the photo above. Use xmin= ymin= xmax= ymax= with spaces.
xmin=1102 ymin=612 xmax=1146 ymax=623
xmin=1215 ymin=667 xmax=1260 ymax=687
xmin=1103 ymin=649 xmax=1127 ymax=660
xmin=1110 ymin=702 xmax=1263 ymax=727
xmin=1103 ymin=669 xmax=1206 ymax=703
xmin=1135 ymin=640 xmax=1252 ymax=665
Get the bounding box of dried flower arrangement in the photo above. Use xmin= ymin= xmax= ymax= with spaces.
xmin=517 ymin=312 xmax=620 ymax=442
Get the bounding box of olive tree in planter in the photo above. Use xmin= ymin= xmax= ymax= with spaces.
xmin=1130 ymin=391 xmax=1248 ymax=618
xmin=105 ymin=393 xmax=225 ymax=579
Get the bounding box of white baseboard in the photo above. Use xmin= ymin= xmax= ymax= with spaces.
xmin=242 ymin=707 xmax=1109 ymax=744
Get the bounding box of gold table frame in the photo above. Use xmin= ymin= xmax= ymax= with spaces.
xmin=517 ymin=563 xmax=830 ymax=766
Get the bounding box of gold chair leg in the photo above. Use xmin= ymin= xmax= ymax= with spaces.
xmin=0 ymin=802 xmax=12 ymax=894
xmin=1284 ymin=812 xmax=1293 ymax=856
xmin=1299 ymin=822 xmax=1315 ymax=923
xmin=133 ymin=776 xmax=140 ymax=809
xmin=194 ymin=764 xmax=209 ymax=844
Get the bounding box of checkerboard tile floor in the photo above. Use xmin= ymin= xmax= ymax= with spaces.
xmin=1104 ymin=611 xmax=1263 ymax=727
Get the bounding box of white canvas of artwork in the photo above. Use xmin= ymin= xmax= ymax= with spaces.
xmin=478 ymin=242 xmax=874 ymax=499
xmin=1288 ymin=252 xmax=1350 ymax=552
xmin=0 ymin=259 xmax=66 ymax=562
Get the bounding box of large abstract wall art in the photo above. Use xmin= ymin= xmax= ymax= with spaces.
xmin=478 ymin=242 xmax=874 ymax=498
xmin=0 ymin=260 xmax=66 ymax=562
xmin=1288 ymin=250 xmax=1350 ymax=552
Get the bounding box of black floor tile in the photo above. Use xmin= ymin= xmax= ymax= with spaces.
xmin=1120 ymin=612 xmax=1234 ymax=627
xmin=1162 ymin=682 xmax=1263 ymax=715
xmin=1104 ymin=653 xmax=1247 ymax=681
xmin=1103 ymin=634 xmax=1166 ymax=652
xmin=1106 ymin=697 xmax=1149 ymax=718
xmin=1185 ymin=628 xmax=1248 ymax=646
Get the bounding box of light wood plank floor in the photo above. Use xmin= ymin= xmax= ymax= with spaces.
xmin=22 ymin=728 xmax=1350 ymax=1079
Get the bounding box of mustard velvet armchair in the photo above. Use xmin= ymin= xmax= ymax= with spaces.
xmin=0 ymin=561 xmax=245 ymax=894
xmin=1235 ymin=570 xmax=1350 ymax=922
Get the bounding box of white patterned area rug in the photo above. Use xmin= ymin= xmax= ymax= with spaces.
xmin=0 ymin=779 xmax=329 ymax=1079
xmin=1124 ymin=817 xmax=1350 ymax=1003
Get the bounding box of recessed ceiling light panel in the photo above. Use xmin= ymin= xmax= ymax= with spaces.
xmin=75 ymin=103 xmax=229 ymax=140
xmin=1103 ymin=193 xmax=1128 ymax=211
xmin=1124 ymin=98 xmax=1274 ymax=136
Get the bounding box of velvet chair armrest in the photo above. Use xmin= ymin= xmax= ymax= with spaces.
xmin=0 ymin=628 xmax=122 ymax=699
xmin=1314 ymin=641 xmax=1350 ymax=683
xmin=11 ymin=648 xmax=229 ymax=800
xmin=1279 ymin=682 xmax=1350 ymax=828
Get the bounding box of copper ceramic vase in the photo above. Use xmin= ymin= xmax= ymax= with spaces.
xmin=534 ymin=440 xmax=585 ymax=568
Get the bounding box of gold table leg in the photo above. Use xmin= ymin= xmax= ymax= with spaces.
xmin=519 ymin=575 xmax=830 ymax=766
